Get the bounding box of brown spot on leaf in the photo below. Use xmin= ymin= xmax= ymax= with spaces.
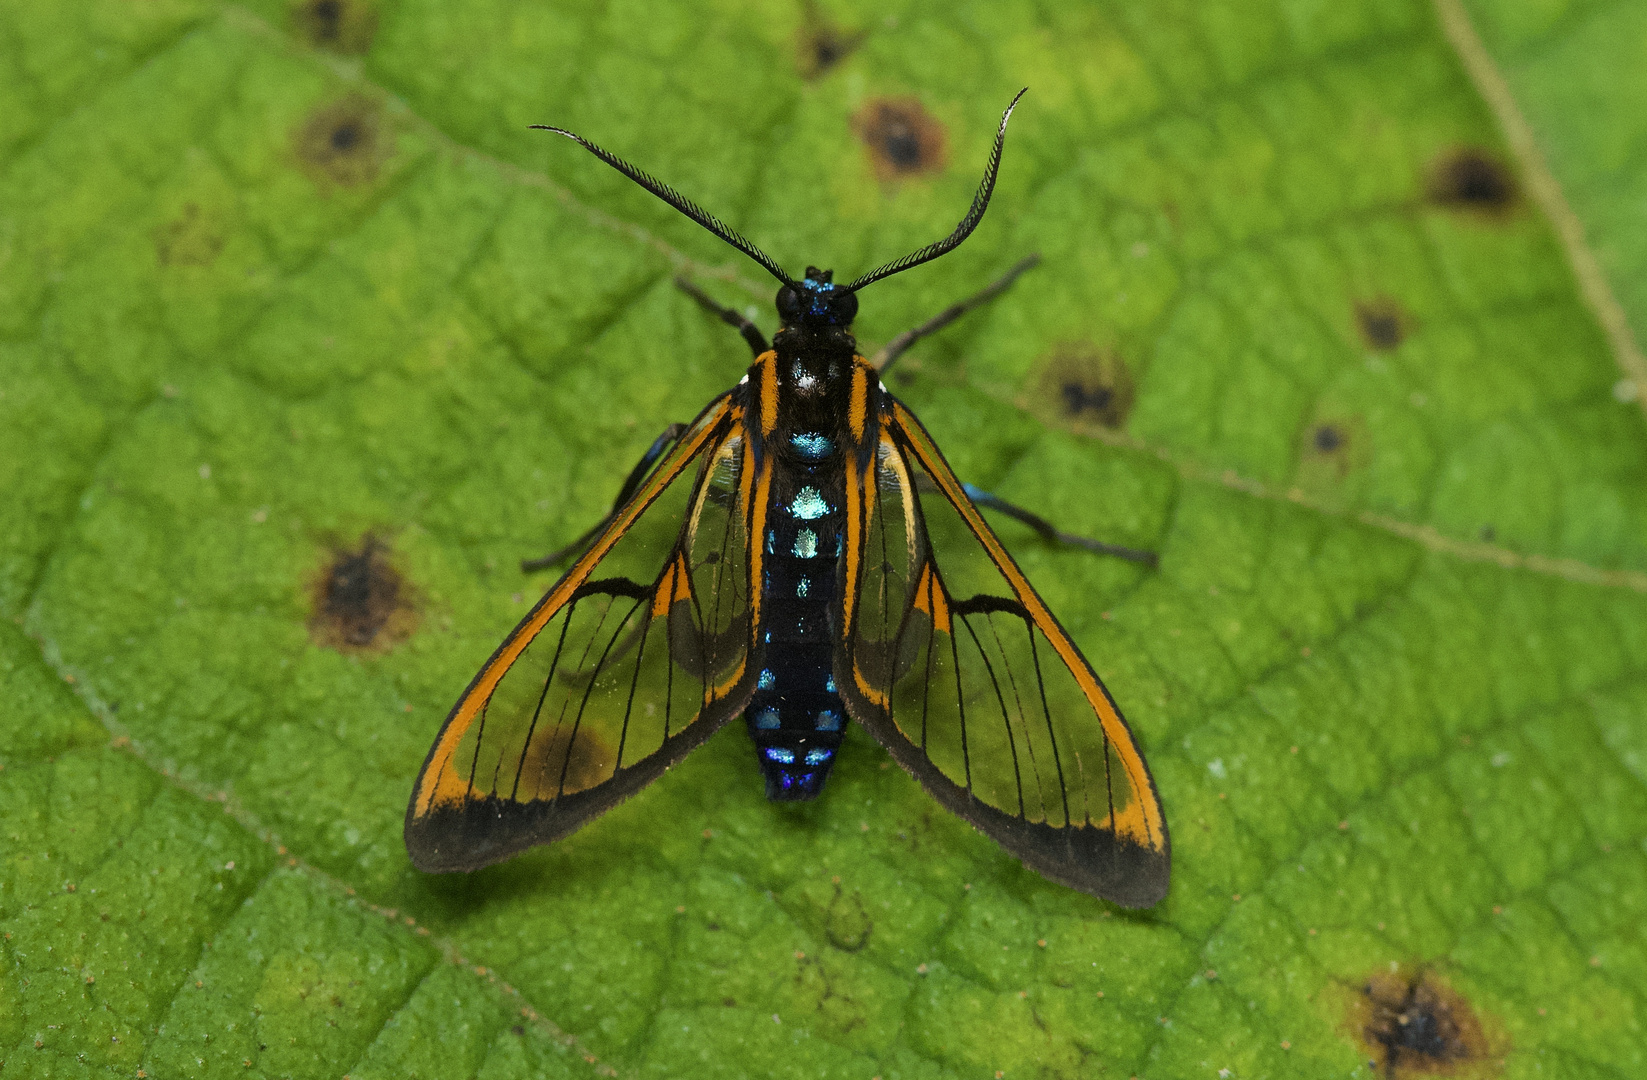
xmin=1355 ymin=968 xmax=1501 ymax=1078
xmin=1029 ymin=342 xmax=1135 ymax=429
xmin=295 ymin=94 xmax=388 ymax=189
xmin=1429 ymin=148 xmax=1517 ymax=215
xmin=1313 ymin=423 xmax=1346 ymax=454
xmin=1356 ymin=297 xmax=1408 ymax=350
xmin=294 ymin=0 xmax=378 ymax=54
xmin=309 ymin=535 xmax=417 ymax=651
xmin=825 ymin=884 xmax=872 ymax=952
xmin=1294 ymin=410 xmax=1372 ymax=497
xmin=1300 ymin=414 xmax=1368 ymax=481
xmin=796 ymin=1 xmax=864 ymax=79
xmin=854 ymin=97 xmax=947 ymax=180
xmin=154 ymin=203 xmax=224 ymax=268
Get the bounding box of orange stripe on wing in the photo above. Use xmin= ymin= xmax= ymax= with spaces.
xmin=910 ymin=562 xmax=950 ymax=633
xmin=848 ymin=361 xmax=868 ymax=441
xmin=650 ymin=553 xmax=694 ymax=617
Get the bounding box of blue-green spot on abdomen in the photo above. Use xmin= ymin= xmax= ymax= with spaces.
xmin=790 ymin=486 xmax=830 ymax=519
xmin=790 ymin=431 xmax=835 ymax=460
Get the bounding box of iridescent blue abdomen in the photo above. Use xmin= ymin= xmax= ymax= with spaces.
xmin=745 ymin=428 xmax=847 ymax=800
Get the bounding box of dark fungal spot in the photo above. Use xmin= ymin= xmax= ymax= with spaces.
xmin=1064 ymin=382 xmax=1114 ymax=415
xmin=1356 ymin=968 xmax=1498 ymax=1078
xmin=294 ymin=0 xmax=378 ymax=54
xmin=1356 ymin=297 xmax=1408 ymax=351
xmin=295 ymin=94 xmax=387 ymax=188
xmin=154 ymin=203 xmax=224 ymax=268
xmin=1029 ymin=342 xmax=1135 ymax=429
xmin=510 ymin=1024 xmax=525 ymax=1037
xmin=796 ymin=1 xmax=865 ymax=80
xmin=1299 ymin=414 xmax=1366 ymax=482
xmin=309 ymin=535 xmax=417 ymax=652
xmin=722 ymin=997 xmax=737 ymax=1007
xmin=1429 ymin=148 xmax=1517 ymax=214
xmin=804 ymin=28 xmax=859 ymax=75
xmin=306 ymin=0 xmax=342 ymax=38
xmin=853 ymin=97 xmax=948 ymax=180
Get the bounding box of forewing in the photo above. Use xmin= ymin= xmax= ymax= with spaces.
xmin=406 ymin=395 xmax=766 ymax=871
xmin=838 ymin=398 xmax=1170 ymax=906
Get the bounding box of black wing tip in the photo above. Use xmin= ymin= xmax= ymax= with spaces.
xmin=966 ymin=804 xmax=1169 ymax=907
xmin=849 ymin=709 xmax=1171 ymax=908
xmin=402 ymin=784 xmax=629 ymax=874
xmin=404 ymin=799 xmax=560 ymax=873
xmin=1019 ymin=827 xmax=1170 ymax=908
xmin=402 ymin=703 xmax=749 ymax=875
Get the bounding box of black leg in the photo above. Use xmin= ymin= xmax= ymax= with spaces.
xmin=675 ymin=275 xmax=770 ymax=357
xmin=521 ymin=423 xmax=688 ymax=572
xmin=871 ymin=254 xmax=1041 ymax=375
xmin=962 ymin=483 xmax=1158 ymax=567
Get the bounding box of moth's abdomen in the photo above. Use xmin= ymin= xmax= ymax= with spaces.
xmin=747 ymin=440 xmax=848 ymax=800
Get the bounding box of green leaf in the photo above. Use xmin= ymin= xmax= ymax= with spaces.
xmin=1459 ymin=0 xmax=1647 ymax=387
xmin=3 ymin=1 xmax=1645 ymax=1077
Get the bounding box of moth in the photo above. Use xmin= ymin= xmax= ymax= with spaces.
xmin=405 ymin=93 xmax=1171 ymax=906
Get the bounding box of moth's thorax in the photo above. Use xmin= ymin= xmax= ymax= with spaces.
xmin=745 ymin=345 xmax=880 ymax=465
xmin=779 ymin=353 xmax=845 ymax=398
xmin=770 ymin=319 xmax=857 ymax=363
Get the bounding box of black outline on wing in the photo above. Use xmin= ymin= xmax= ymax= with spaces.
xmin=404 ymin=390 xmax=767 ymax=872
xmin=835 ymin=393 xmax=1170 ymax=907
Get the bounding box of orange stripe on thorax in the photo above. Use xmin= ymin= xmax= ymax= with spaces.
xmin=757 ymin=352 xmax=779 ymax=437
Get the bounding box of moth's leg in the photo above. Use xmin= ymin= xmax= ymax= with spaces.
xmin=871 ymin=254 xmax=1040 ymax=375
xmin=961 ymin=483 xmax=1158 ymax=567
xmin=521 ymin=423 xmax=688 ymax=572
xmin=675 ymin=275 xmax=769 ymax=357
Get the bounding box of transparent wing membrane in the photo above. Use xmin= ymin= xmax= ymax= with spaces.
xmin=406 ymin=397 xmax=761 ymax=871
xmin=839 ymin=399 xmax=1169 ymax=906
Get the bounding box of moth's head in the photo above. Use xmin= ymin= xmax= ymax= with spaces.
xmin=775 ymin=267 xmax=859 ymax=334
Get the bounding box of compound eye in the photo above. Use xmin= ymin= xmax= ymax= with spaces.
xmin=833 ymin=290 xmax=858 ymax=324
xmin=776 ymin=285 xmax=803 ymax=322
